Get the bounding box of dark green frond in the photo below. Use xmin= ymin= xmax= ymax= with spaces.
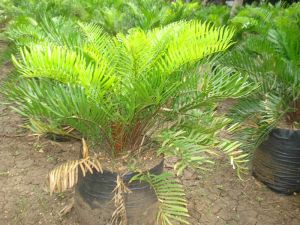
xmin=4 ymin=78 xmax=112 ymax=144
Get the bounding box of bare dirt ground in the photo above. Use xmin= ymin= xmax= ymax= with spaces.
xmin=0 ymin=43 xmax=299 ymax=225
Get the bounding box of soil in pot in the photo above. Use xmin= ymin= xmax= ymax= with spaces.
xmin=74 ymin=154 xmax=164 ymax=225
xmin=252 ymin=128 xmax=300 ymax=194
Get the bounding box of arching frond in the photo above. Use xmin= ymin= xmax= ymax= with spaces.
xmin=229 ymin=94 xmax=287 ymax=153
xmin=13 ymin=44 xmax=115 ymax=92
xmin=155 ymin=21 xmax=235 ymax=75
xmin=173 ymin=66 xmax=256 ymax=113
xmin=4 ymin=78 xmax=112 ymax=142
xmin=78 ymin=22 xmax=116 ymax=67
xmin=218 ymin=140 xmax=248 ymax=178
xmin=220 ymin=6 xmax=300 ymax=156
xmin=158 ymin=130 xmax=214 ymax=176
xmin=158 ymin=112 xmax=250 ymax=177
xmin=131 ymin=172 xmax=189 ymax=225
xmin=199 ymin=68 xmax=256 ymax=99
xmin=38 ymin=16 xmax=82 ymax=48
xmin=5 ymin=15 xmax=82 ymax=48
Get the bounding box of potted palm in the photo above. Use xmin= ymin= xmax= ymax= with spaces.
xmin=220 ymin=4 xmax=300 ymax=194
xmin=4 ymin=21 xmax=254 ymax=224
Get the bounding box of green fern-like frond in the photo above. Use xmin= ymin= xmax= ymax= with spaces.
xmin=3 ymin=78 xmax=113 ymax=143
xmin=158 ymin=130 xmax=214 ymax=176
xmin=229 ymin=94 xmax=287 ymax=153
xmin=131 ymin=172 xmax=189 ymax=225
xmin=13 ymin=44 xmax=115 ymax=94
xmin=79 ymin=22 xmax=116 ymax=66
xmin=5 ymin=15 xmax=82 ymax=48
xmin=158 ymin=112 xmax=250 ymax=177
xmin=221 ymin=10 xmax=300 ymax=153
xmin=38 ymin=16 xmax=82 ymax=47
xmin=173 ymin=66 xmax=256 ymax=113
xmin=218 ymin=140 xmax=248 ymax=177
xmin=155 ymin=21 xmax=235 ymax=75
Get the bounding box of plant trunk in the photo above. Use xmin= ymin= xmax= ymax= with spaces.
xmin=111 ymin=123 xmax=124 ymax=152
xmin=111 ymin=121 xmax=143 ymax=153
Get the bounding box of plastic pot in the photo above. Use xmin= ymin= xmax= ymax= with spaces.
xmin=252 ymin=128 xmax=300 ymax=194
xmin=75 ymin=159 xmax=164 ymax=225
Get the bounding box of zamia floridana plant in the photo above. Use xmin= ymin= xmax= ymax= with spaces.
xmin=219 ymin=3 xmax=300 ymax=151
xmin=5 ymin=20 xmax=255 ymax=224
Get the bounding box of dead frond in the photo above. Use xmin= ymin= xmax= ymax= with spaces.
xmin=49 ymin=157 xmax=103 ymax=194
xmin=110 ymin=175 xmax=131 ymax=225
xmin=49 ymin=138 xmax=103 ymax=194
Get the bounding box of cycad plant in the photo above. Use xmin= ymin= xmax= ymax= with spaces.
xmin=221 ymin=3 xmax=300 ymax=149
xmin=228 ymin=2 xmax=283 ymax=39
xmin=220 ymin=3 xmax=300 ymax=194
xmin=4 ymin=21 xmax=255 ymax=224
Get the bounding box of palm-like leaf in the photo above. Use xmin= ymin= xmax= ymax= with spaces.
xmin=131 ymin=172 xmax=189 ymax=225
xmin=13 ymin=44 xmax=115 ymax=92
xmin=158 ymin=111 xmax=249 ymax=176
xmin=173 ymin=66 xmax=256 ymax=113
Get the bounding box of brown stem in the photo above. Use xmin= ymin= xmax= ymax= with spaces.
xmin=111 ymin=123 xmax=124 ymax=153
